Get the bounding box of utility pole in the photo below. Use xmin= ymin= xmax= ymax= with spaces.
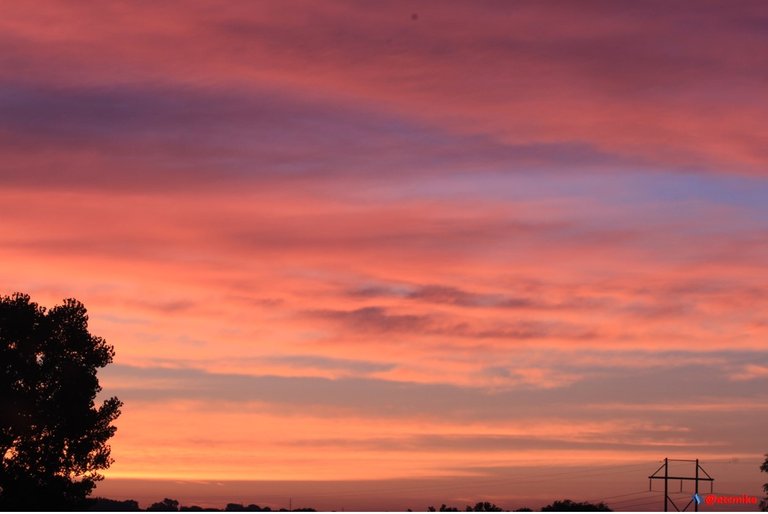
xmin=649 ymin=458 xmax=714 ymax=511
xmin=695 ymin=458 xmax=700 ymax=511
xmin=664 ymin=458 xmax=668 ymax=512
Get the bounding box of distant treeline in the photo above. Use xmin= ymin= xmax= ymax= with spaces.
xmin=85 ymin=497 xmax=612 ymax=512
xmin=85 ymin=498 xmax=315 ymax=511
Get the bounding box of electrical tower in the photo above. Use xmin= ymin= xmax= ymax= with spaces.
xmin=648 ymin=458 xmax=714 ymax=511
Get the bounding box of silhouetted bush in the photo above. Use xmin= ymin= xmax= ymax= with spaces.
xmin=541 ymin=499 xmax=612 ymax=511
xmin=85 ymin=497 xmax=140 ymax=511
xmin=761 ymin=454 xmax=768 ymax=512
xmin=148 ymin=498 xmax=181 ymax=511
xmin=466 ymin=501 xmax=503 ymax=511
xmin=430 ymin=501 xmax=503 ymax=511
xmin=223 ymin=504 xmax=280 ymax=512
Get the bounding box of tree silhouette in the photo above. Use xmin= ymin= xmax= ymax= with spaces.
xmin=466 ymin=501 xmax=503 ymax=511
xmin=0 ymin=293 xmax=122 ymax=510
xmin=224 ymin=504 xmax=279 ymax=512
xmin=541 ymin=499 xmax=612 ymax=511
xmin=85 ymin=497 xmax=140 ymax=511
xmin=761 ymin=454 xmax=768 ymax=511
xmin=429 ymin=501 xmax=503 ymax=512
xmin=148 ymin=498 xmax=181 ymax=511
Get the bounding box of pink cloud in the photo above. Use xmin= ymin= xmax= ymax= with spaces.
xmin=1 ymin=1 xmax=767 ymax=181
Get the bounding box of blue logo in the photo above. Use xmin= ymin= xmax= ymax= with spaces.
xmin=693 ymin=493 xmax=703 ymax=505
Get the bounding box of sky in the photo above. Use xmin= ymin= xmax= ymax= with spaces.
xmin=1 ymin=0 xmax=767 ymax=510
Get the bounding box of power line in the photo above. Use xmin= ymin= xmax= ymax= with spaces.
xmin=699 ymin=458 xmax=762 ymax=465
xmin=586 ymin=489 xmax=653 ymax=504
xmin=616 ymin=498 xmax=665 ymax=510
xmin=608 ymin=493 xmax=660 ymax=506
xmin=608 ymin=492 xmax=658 ymax=504
xmin=259 ymin=460 xmax=679 ymax=512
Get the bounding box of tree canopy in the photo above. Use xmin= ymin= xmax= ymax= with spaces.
xmin=0 ymin=293 xmax=122 ymax=510
xmin=148 ymin=498 xmax=181 ymax=511
xmin=428 ymin=501 xmax=504 ymax=512
xmin=761 ymin=454 xmax=767 ymax=512
xmin=541 ymin=499 xmax=612 ymax=511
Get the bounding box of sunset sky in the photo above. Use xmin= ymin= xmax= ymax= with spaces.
xmin=1 ymin=1 xmax=767 ymax=510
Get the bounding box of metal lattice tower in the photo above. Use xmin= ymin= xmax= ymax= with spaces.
xmin=648 ymin=458 xmax=714 ymax=511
